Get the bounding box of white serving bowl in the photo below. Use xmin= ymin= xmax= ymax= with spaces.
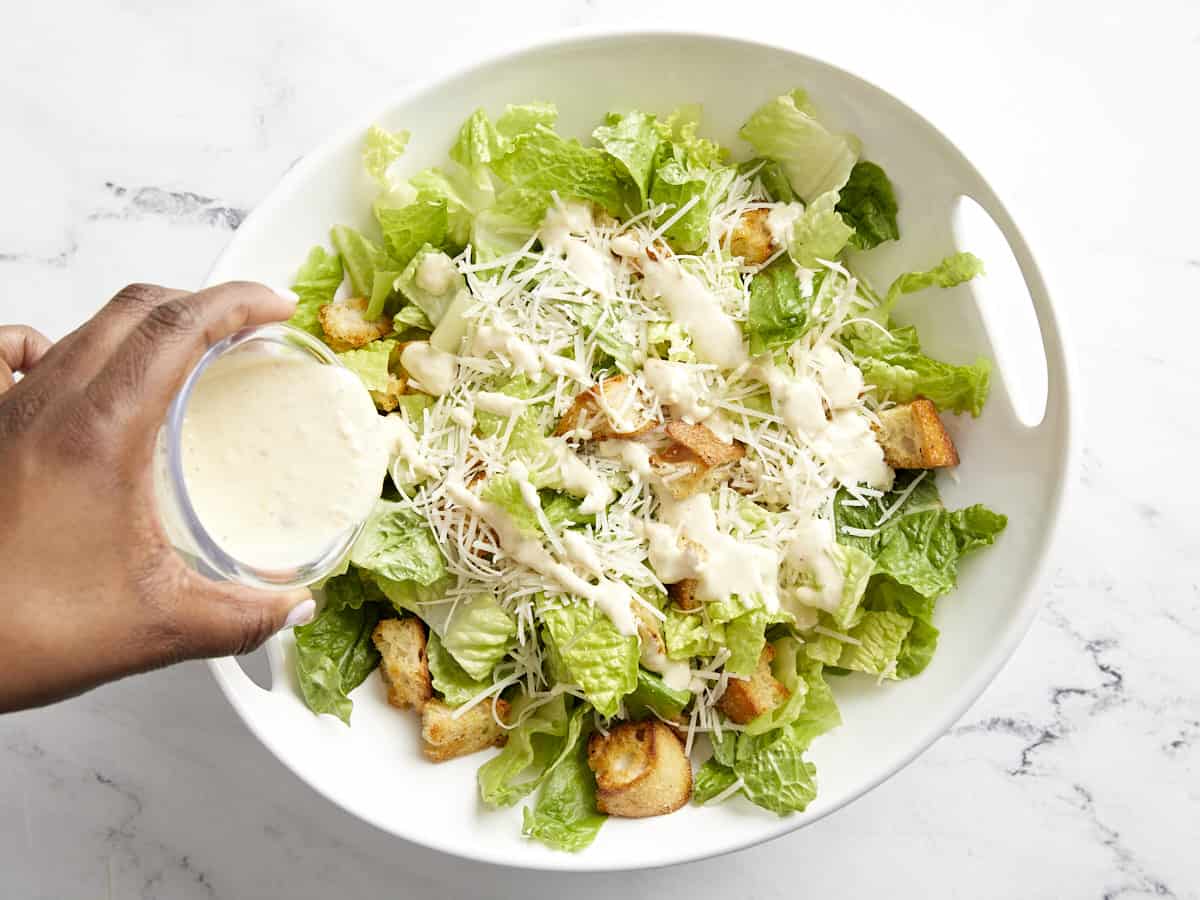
xmin=207 ymin=30 xmax=1074 ymax=871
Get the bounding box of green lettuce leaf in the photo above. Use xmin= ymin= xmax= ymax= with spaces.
xmin=884 ymin=251 xmax=984 ymax=313
xmin=624 ymin=668 xmax=691 ymax=720
xmin=837 ymin=161 xmax=899 ymax=250
xmin=478 ymin=693 xmax=580 ymax=808
xmin=470 ymin=187 xmax=548 ymax=261
xmin=350 ymin=501 xmax=446 ymax=586
xmin=541 ymin=600 xmax=638 ymax=717
xmin=739 ymin=89 xmax=860 ymax=203
xmin=663 ymin=608 xmax=724 ymax=661
xmin=362 ymin=125 xmax=410 ymax=187
xmin=837 ymin=610 xmax=913 ymax=676
xmin=648 ymin=143 xmax=736 ymax=252
xmin=827 ymin=543 xmax=876 ymax=630
xmin=521 ymin=716 xmax=606 ymax=852
xmin=329 ymin=225 xmax=391 ymax=301
xmin=746 ymin=258 xmax=815 ymax=355
xmin=393 ymin=303 xmax=434 ymax=335
xmin=734 ymin=726 xmax=819 ymax=814
xmin=738 ymin=157 xmax=795 ymax=203
xmin=693 ymin=759 xmax=739 ymax=804
xmin=593 ymin=110 xmax=660 ymax=205
xmin=492 ymin=127 xmax=628 ymax=217
xmin=426 ymin=630 xmax=489 ymax=706
xmin=724 ymin=607 xmax=768 ymax=677
xmin=373 ymin=573 xmax=452 ymax=618
xmin=844 ymin=322 xmax=991 ymax=416
xmin=864 ymin=577 xmax=939 ymax=678
xmin=293 ymin=572 xmax=383 ymax=725
xmin=787 ymin=191 xmax=854 ymax=268
xmin=410 ymin=165 xmax=493 ymax=247
xmin=336 ymin=339 xmax=395 ymax=393
xmin=394 ymin=244 xmax=465 ymax=325
xmin=450 ymin=109 xmax=507 ymax=190
xmin=441 ymin=592 xmax=517 ymax=681
xmin=288 ymin=246 xmax=343 ymax=336
xmin=375 ymin=194 xmax=449 ymax=268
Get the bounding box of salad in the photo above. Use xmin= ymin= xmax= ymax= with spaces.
xmin=284 ymin=89 xmax=1006 ymax=852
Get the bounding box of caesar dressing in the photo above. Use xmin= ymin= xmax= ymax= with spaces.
xmin=175 ymin=348 xmax=388 ymax=571
xmin=400 ymin=341 xmax=458 ymax=396
xmin=639 ymin=258 xmax=749 ymax=369
xmin=642 ymin=358 xmax=713 ymax=422
xmin=415 ymin=250 xmax=458 ymax=295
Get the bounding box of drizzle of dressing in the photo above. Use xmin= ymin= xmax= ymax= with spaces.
xmin=400 ymin=341 xmax=458 ymax=396
xmin=765 ymin=202 xmax=804 ymax=248
xmin=474 ymin=390 xmax=527 ymax=418
xmin=639 ymin=258 xmax=748 ymax=369
xmin=642 ymin=358 xmax=713 ymax=422
xmin=785 ymin=519 xmax=843 ymax=613
xmin=645 ymin=494 xmax=780 ymax=613
xmin=470 ymin=324 xmax=543 ymax=377
xmin=540 ymin=202 xmax=613 ymax=295
xmin=596 ymin=439 xmax=653 ymax=479
xmin=446 ymin=478 xmax=639 ymax=636
xmin=551 ymin=439 xmax=614 ymax=515
xmin=415 ymin=251 xmax=457 ymax=295
xmin=381 ymin=413 xmax=438 ymax=482
xmin=561 ymin=530 xmax=604 ymax=576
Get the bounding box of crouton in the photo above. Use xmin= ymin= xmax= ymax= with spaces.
xmin=716 ymin=644 xmax=789 ymax=724
xmin=874 ymin=398 xmax=959 ymax=469
xmin=371 ymin=618 xmax=432 ymax=711
xmin=668 ymin=578 xmax=701 ymax=611
xmin=420 ymin=698 xmax=510 ymax=762
xmin=586 ymin=721 xmax=693 ymax=817
xmin=318 ymin=296 xmax=393 ymax=350
xmin=729 ymin=208 xmax=775 ymax=266
xmin=369 ymin=372 xmax=408 ymax=412
xmin=554 ymin=375 xmax=656 ymax=439
xmin=651 ymin=421 xmax=745 ymax=499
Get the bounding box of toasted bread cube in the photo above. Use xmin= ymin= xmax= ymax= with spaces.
xmin=664 ymin=420 xmax=745 ymax=467
xmin=729 ymin=208 xmax=775 ymax=266
xmin=668 ymin=578 xmax=701 ymax=611
xmin=420 ymin=698 xmax=510 ymax=762
xmin=717 ymin=644 xmax=789 ymax=724
xmin=318 ymin=296 xmax=393 ymax=350
xmin=874 ymin=399 xmax=959 ymax=469
xmin=369 ymin=372 xmax=408 ymax=412
xmin=372 ymin=618 xmax=432 ymax=711
xmin=554 ymin=375 xmax=656 ymax=439
xmin=586 ymin=721 xmax=693 ymax=818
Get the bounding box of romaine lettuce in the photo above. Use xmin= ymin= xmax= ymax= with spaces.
xmin=541 ymin=600 xmax=638 ymax=717
xmin=521 ymin=714 xmax=606 ymax=852
xmin=287 ymin=246 xmax=343 ymax=336
xmin=336 ymin=339 xmax=395 ymax=393
xmin=837 ymin=161 xmax=899 ymax=250
xmin=426 ymin=630 xmax=489 ymax=706
xmin=350 ymin=501 xmax=447 ymax=586
xmin=440 ymin=592 xmax=517 ymax=681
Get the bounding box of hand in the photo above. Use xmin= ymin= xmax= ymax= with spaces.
xmin=0 ymin=282 xmax=316 ymax=713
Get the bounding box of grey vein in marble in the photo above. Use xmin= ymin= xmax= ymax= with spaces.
xmin=92 ymin=182 xmax=246 ymax=230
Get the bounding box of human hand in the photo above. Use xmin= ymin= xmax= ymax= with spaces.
xmin=0 ymin=283 xmax=316 ymax=713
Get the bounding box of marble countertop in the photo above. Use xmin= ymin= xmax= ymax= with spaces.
xmin=2 ymin=1 xmax=1197 ymax=897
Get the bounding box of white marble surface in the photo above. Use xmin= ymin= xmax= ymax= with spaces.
xmin=2 ymin=1 xmax=1198 ymax=897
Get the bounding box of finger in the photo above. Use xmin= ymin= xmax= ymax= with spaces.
xmin=89 ymin=281 xmax=297 ymax=427
xmin=171 ymin=571 xmax=315 ymax=660
xmin=47 ymin=284 xmax=188 ymax=380
xmin=0 ymin=325 xmax=53 ymax=394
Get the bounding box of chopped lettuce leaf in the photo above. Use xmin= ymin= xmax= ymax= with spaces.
xmin=593 ymin=110 xmax=660 ymax=204
xmin=293 ymin=572 xmax=382 ymax=725
xmin=844 ymin=322 xmax=991 ymax=416
xmin=541 ymin=600 xmax=638 ymax=718
xmin=837 ymin=610 xmax=913 ymax=676
xmin=733 ymin=726 xmax=819 ymax=814
xmin=330 ymin=225 xmax=391 ymax=301
xmin=521 ymin=715 xmax=606 ymax=852
xmin=288 ymin=246 xmax=343 ymax=336
xmin=746 ymin=258 xmax=815 ymax=355
xmin=786 ymin=191 xmax=854 ymax=268
xmin=426 ymin=629 xmax=489 ymax=706
xmin=625 ymin=668 xmax=691 ymax=720
xmin=884 ymin=251 xmax=984 ymax=313
xmin=864 ymin=577 xmax=940 ymax=678
xmin=373 ymin=573 xmax=452 ymax=618
xmin=724 ymin=607 xmax=768 ymax=677
xmin=693 ymin=759 xmax=739 ymax=804
xmin=336 ymin=338 xmax=395 ymax=393
xmin=649 ymin=142 xmax=736 ymax=252
xmin=663 ymin=608 xmax=724 ymax=661
xmin=837 ymin=161 xmax=899 ymax=250
xmin=478 ymin=693 xmax=578 ymax=807
xmin=441 ymin=592 xmax=517 ymax=681
xmin=375 ymin=194 xmax=449 ymax=268
xmin=738 ymin=157 xmax=796 ymax=203
xmin=393 ymin=303 xmax=434 ymax=335
xmin=394 ymin=244 xmax=465 ymax=325
xmin=828 ymin=543 xmax=876 ymax=630
xmin=410 ymin=165 xmax=493 ymax=247
xmin=492 ymin=128 xmax=629 ymax=217
xmin=363 ymin=125 xmax=410 ymax=187
xmin=350 ymin=500 xmax=447 ymax=586
xmin=470 ymin=187 xmax=548 ymax=261
xmin=739 ymin=89 xmax=860 ymax=203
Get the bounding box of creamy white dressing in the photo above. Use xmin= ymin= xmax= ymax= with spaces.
xmin=609 ymin=234 xmax=641 ymax=258
xmin=816 ymin=410 xmax=893 ymax=490
xmin=765 ymin=202 xmax=804 ymax=248
xmin=470 ymin=324 xmax=543 ymax=377
xmin=541 ymin=352 xmax=589 ymax=382
xmin=400 ymin=341 xmax=458 ymax=396
xmin=807 ymin=345 xmax=865 ymax=408
xmin=445 ymin=478 xmax=640 ymax=636
xmin=381 ymin=413 xmax=438 ymax=483
xmin=177 ymin=349 xmax=387 ymax=570
xmin=647 ymin=494 xmax=780 ymax=613
xmin=762 ymin=366 xmax=826 ymax=436
xmin=561 ymin=529 xmax=604 ymax=576
xmin=596 ymin=439 xmax=653 ymax=479
xmin=642 ymin=358 xmax=712 ymax=422
xmin=551 ymin=439 xmax=614 ymax=515
xmin=415 ymin=250 xmax=457 ymax=295
xmin=540 ymin=201 xmax=593 ymax=252
xmin=784 ymin=518 xmax=844 ymax=613
xmin=563 ymin=241 xmax=613 ymax=295
xmin=638 ymin=633 xmax=692 ymax=691
xmin=639 ymin=258 xmax=748 ymax=369
xmin=474 ymin=390 xmax=527 ymax=418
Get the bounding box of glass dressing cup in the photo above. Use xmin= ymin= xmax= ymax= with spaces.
xmin=154 ymin=323 xmax=366 ymax=590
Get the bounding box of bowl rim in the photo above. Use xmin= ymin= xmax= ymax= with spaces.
xmin=205 ymin=26 xmax=1077 ymax=872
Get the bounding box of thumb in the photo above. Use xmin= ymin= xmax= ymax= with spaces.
xmin=176 ymin=571 xmax=315 ymax=659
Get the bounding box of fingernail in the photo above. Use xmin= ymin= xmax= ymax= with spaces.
xmin=283 ymin=598 xmax=316 ymax=629
xmin=269 ymin=284 xmax=300 ymax=306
